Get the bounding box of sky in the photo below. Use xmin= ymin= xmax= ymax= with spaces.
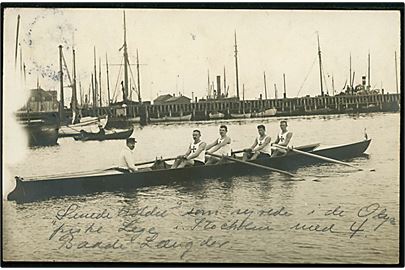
xmin=3 ymin=8 xmax=401 ymax=107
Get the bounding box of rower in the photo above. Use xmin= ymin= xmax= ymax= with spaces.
xmin=118 ymin=137 xmax=138 ymax=173
xmin=243 ymin=125 xmax=272 ymax=160
xmin=271 ymin=120 xmax=293 ymax=157
xmin=97 ymin=124 xmax=105 ymax=136
xmin=205 ymin=125 xmax=232 ymax=164
xmin=172 ymin=130 xmax=207 ymax=168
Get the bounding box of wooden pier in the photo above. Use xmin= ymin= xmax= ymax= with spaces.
xmin=78 ymin=93 xmax=400 ymax=124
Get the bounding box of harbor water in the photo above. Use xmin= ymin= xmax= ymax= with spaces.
xmin=2 ymin=112 xmax=400 ymax=263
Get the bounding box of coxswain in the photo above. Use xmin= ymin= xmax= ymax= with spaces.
xmin=205 ymin=125 xmax=232 ymax=164
xmin=243 ymin=125 xmax=272 ymax=160
xmin=118 ymin=137 xmax=138 ymax=173
xmin=172 ymin=130 xmax=207 ymax=168
xmin=271 ymin=120 xmax=293 ymax=157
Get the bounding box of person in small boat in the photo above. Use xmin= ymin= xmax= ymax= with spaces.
xmin=118 ymin=137 xmax=138 ymax=173
xmin=243 ymin=124 xmax=272 ymax=160
xmin=97 ymin=124 xmax=105 ymax=136
xmin=205 ymin=125 xmax=232 ymax=164
xmin=271 ymin=120 xmax=293 ymax=157
xmin=172 ymin=129 xmax=207 ymax=168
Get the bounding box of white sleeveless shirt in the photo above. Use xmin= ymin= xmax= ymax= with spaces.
xmin=216 ymin=137 xmax=232 ymax=156
xmin=257 ymin=135 xmax=271 ymax=154
xmin=278 ymin=131 xmax=292 ymax=146
xmin=190 ymin=140 xmax=206 ymax=163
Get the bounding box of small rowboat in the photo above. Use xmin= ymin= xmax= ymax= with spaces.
xmin=252 ymin=108 xmax=277 ymax=117
xmin=73 ymin=128 xmax=134 ymax=141
xmin=230 ymin=113 xmax=251 ymax=118
xmin=59 ymin=115 xmax=109 ymax=137
xmin=7 ymin=139 xmax=370 ymax=203
xmin=209 ymin=112 xmax=225 ymax=119
xmin=150 ymin=114 xmax=192 ymax=122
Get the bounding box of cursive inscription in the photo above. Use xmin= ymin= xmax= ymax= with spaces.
xmin=47 ymin=202 xmax=397 ymax=259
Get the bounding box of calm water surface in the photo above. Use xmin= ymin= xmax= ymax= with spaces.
xmin=3 ymin=112 xmax=400 ymax=263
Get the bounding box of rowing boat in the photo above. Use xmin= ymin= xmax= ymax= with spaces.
xmin=150 ymin=114 xmax=192 ymax=122
xmin=7 ymin=139 xmax=370 ymax=203
xmin=73 ymin=128 xmax=134 ymax=141
xmin=58 ymin=115 xmax=109 ymax=137
xmin=230 ymin=112 xmax=251 ymax=118
xmin=209 ymin=112 xmax=225 ymax=119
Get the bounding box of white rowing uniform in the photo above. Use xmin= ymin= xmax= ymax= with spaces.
xmin=216 ymin=136 xmax=232 ymax=156
xmin=257 ymin=135 xmax=271 ymax=154
xmin=189 ymin=140 xmax=206 ymax=163
xmin=277 ymin=131 xmax=292 ymax=146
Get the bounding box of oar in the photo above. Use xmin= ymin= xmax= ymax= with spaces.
xmin=273 ymin=144 xmax=366 ymax=171
xmin=134 ymin=157 xmax=176 ymax=166
xmin=206 ymin=152 xmax=299 ymax=178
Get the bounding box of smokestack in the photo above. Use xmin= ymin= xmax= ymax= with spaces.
xmin=216 ymin=75 xmax=221 ymax=98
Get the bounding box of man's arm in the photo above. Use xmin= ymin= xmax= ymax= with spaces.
xmin=253 ymin=137 xmax=271 ymax=152
xmin=124 ymin=152 xmax=138 ymax=172
xmin=180 ymin=146 xmax=192 ymax=158
xmin=208 ymin=137 xmax=231 ymax=154
xmin=206 ymin=139 xmax=218 ymax=152
xmin=187 ymin=142 xmax=207 ymax=160
xmin=248 ymin=138 xmax=258 ymax=150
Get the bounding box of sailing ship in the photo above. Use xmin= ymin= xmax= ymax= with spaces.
xmin=14 ymin=15 xmax=60 ymax=147
xmin=107 ymin=11 xmax=143 ymax=128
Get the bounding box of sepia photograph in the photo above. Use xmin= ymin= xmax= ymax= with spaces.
xmin=1 ymin=3 xmax=403 ymax=265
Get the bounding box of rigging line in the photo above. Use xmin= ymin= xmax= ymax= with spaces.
xmin=296 ymin=56 xmax=317 ymax=97
xmin=127 ymin=57 xmax=139 ymax=97
xmin=112 ymin=58 xmax=124 ymax=102
xmin=322 ymin=65 xmax=329 ymax=93
xmin=61 ymin=53 xmax=73 ymax=86
xmin=321 ymin=57 xmax=330 ymax=93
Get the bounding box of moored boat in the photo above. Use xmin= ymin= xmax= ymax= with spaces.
xmin=73 ymin=128 xmax=134 ymax=141
xmin=150 ymin=114 xmax=192 ymax=122
xmin=230 ymin=112 xmax=251 ymax=118
xmin=7 ymin=139 xmax=370 ymax=203
xmin=59 ymin=115 xmax=108 ymax=137
xmin=22 ymin=120 xmax=59 ymax=147
xmin=252 ymin=108 xmax=277 ymax=117
xmin=165 ymin=114 xmax=192 ymax=121
xmin=209 ymin=112 xmax=225 ymax=119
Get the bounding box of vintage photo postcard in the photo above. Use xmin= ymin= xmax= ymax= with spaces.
xmin=1 ymin=3 xmax=403 ymax=265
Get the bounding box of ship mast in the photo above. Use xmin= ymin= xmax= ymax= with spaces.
xmin=395 ymin=51 xmax=399 ymax=94
xmin=223 ymin=66 xmax=227 ymax=97
xmin=136 ymin=49 xmax=142 ymax=103
xmin=263 ymin=71 xmax=268 ymax=100
xmin=99 ymin=57 xmax=102 ymax=107
xmin=123 ymin=11 xmax=129 ymax=103
xmin=58 ymin=45 xmax=65 ymax=121
xmin=93 ymin=47 xmax=97 ymax=109
xmin=15 ymin=15 xmax=20 ymax=69
xmin=367 ymin=51 xmax=371 ymax=89
xmin=349 ymin=53 xmax=352 ymax=90
xmin=207 ymin=69 xmax=210 ymax=98
xmin=234 ymin=31 xmax=240 ymax=99
xmin=71 ymin=48 xmax=78 ymax=114
xmin=106 ymin=53 xmax=111 ymax=106
xmin=283 ymin=73 xmax=287 ymax=98
xmin=317 ymin=33 xmax=324 ymax=96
